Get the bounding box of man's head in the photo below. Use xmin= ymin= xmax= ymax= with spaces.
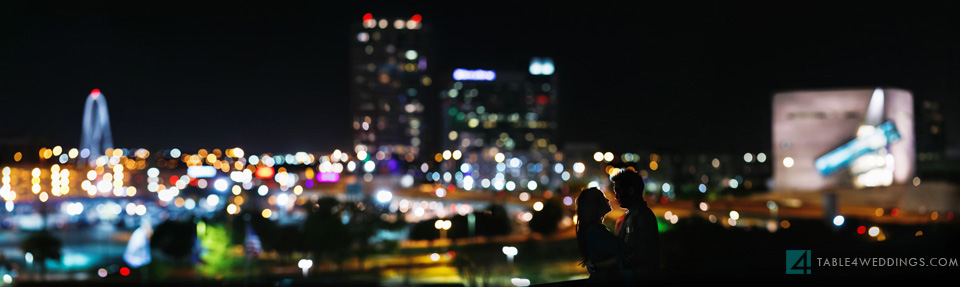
xmin=611 ymin=169 xmax=645 ymax=209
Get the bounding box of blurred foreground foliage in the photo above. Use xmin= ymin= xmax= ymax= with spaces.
xmin=19 ymin=230 xmax=62 ymax=276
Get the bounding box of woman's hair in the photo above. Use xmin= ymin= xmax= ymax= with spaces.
xmin=576 ymin=187 xmax=608 ymax=267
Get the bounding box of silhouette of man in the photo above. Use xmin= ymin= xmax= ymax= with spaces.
xmin=612 ymin=169 xmax=660 ymax=284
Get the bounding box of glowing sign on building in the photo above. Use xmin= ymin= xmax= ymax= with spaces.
xmin=317 ymin=172 xmax=340 ymax=183
xmin=187 ymin=166 xmax=218 ymax=178
xmin=452 ymin=69 xmax=496 ymax=81
xmin=772 ymin=87 xmax=914 ymax=191
xmin=529 ymin=57 xmax=554 ymax=75
xmin=815 ymin=121 xmax=901 ymax=176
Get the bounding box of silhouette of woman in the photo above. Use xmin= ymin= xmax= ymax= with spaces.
xmin=576 ymin=187 xmax=629 ymax=286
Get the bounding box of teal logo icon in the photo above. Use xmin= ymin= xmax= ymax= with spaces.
xmin=786 ymin=250 xmax=812 ymax=274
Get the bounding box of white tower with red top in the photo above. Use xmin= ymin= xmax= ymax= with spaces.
xmin=80 ymin=89 xmax=114 ymax=167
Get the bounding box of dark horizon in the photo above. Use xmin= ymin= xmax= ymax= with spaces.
xmin=1 ymin=1 xmax=958 ymax=154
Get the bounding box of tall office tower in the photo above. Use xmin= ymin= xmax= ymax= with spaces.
xmin=349 ymin=13 xmax=433 ymax=173
xmin=432 ymin=58 xmax=562 ymax=194
xmin=917 ymin=100 xmax=946 ymax=163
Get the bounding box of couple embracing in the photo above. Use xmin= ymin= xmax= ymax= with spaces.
xmin=576 ymin=170 xmax=660 ymax=286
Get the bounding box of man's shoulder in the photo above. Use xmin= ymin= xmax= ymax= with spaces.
xmin=637 ymin=204 xmax=655 ymax=215
xmin=627 ymin=206 xmax=656 ymax=223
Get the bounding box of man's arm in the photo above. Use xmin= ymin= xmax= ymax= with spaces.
xmin=620 ymin=214 xmax=640 ymax=268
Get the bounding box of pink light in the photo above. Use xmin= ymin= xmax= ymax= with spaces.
xmin=318 ymin=172 xmax=339 ymax=183
xmin=90 ymin=89 xmax=101 ymax=98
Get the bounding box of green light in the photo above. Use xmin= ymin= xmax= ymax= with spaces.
xmin=197 ymin=224 xmax=245 ymax=278
xmin=656 ymin=217 xmax=672 ymax=234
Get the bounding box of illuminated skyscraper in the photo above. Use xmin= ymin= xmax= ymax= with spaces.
xmin=349 ymin=13 xmax=432 ymax=171
xmin=432 ymin=58 xmax=562 ymax=194
xmin=917 ymin=100 xmax=946 ymax=163
xmin=440 ymin=61 xmax=558 ymax=154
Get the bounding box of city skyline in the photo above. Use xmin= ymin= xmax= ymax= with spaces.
xmin=0 ymin=3 xmax=958 ymax=285
xmin=1 ymin=2 xmax=957 ymax=155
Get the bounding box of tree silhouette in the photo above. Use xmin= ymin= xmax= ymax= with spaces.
xmin=303 ymin=197 xmax=350 ymax=269
xmin=409 ymin=204 xmax=513 ymax=240
xmin=151 ymin=218 xmax=197 ymax=260
xmin=529 ymin=199 xmax=563 ymax=235
xmin=476 ymin=204 xmax=511 ymax=237
xmin=344 ymin=199 xmax=378 ymax=270
xmin=272 ymin=225 xmax=303 ymax=262
xmin=19 ymin=231 xmax=62 ymax=278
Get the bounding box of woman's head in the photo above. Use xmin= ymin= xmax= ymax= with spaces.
xmin=576 ymin=187 xmax=611 ymax=224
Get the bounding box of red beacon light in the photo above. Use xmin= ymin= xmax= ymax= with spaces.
xmin=411 ymin=14 xmax=422 ymax=23
xmin=362 ymin=13 xmax=373 ymax=22
xmin=90 ymin=89 xmax=101 ymax=98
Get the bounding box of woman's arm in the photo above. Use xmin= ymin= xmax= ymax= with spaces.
xmin=587 ymin=224 xmax=624 ymax=259
xmin=587 ymin=224 xmax=635 ymax=272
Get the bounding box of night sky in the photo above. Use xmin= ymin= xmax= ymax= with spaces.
xmin=1 ymin=1 xmax=957 ymax=155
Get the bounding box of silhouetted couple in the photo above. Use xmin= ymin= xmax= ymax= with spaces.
xmin=576 ymin=170 xmax=660 ymax=286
